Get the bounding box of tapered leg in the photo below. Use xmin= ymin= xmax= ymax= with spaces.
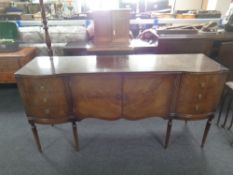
xmin=29 ymin=121 xmax=42 ymax=153
xmin=201 ymin=116 xmax=214 ymax=148
xmin=217 ymin=90 xmax=228 ymax=126
xmin=222 ymin=98 xmax=233 ymax=128
xmin=164 ymin=119 xmax=173 ymax=149
xmin=185 ymin=120 xmax=188 ymax=125
xmin=228 ymin=115 xmax=233 ymax=130
xmin=72 ymin=121 xmax=79 ymax=151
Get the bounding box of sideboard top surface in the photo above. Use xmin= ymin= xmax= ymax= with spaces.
xmin=15 ymin=54 xmax=228 ymax=76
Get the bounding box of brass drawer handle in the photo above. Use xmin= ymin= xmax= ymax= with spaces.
xmin=197 ymin=94 xmax=203 ymax=100
xmin=195 ymin=105 xmax=199 ymax=111
xmin=200 ymin=82 xmax=206 ymax=88
xmin=45 ymin=108 xmax=50 ymax=114
xmin=43 ymin=97 xmax=47 ymax=103
xmin=40 ymin=86 xmax=45 ymax=90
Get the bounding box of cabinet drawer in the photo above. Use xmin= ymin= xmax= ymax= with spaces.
xmin=176 ymin=73 xmax=227 ymax=117
xmin=17 ymin=77 xmax=70 ymax=119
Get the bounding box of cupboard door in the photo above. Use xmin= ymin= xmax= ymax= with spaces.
xmin=70 ymin=75 xmax=122 ymax=120
xmin=17 ymin=77 xmax=70 ymax=124
xmin=123 ymin=74 xmax=178 ymax=119
xmin=176 ymin=73 xmax=227 ymax=119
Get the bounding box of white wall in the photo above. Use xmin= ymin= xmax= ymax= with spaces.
xmin=174 ymin=0 xmax=203 ymax=10
xmin=215 ymin=0 xmax=230 ymax=16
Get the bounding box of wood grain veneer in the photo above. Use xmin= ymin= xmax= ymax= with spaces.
xmin=15 ymin=54 xmax=228 ymax=151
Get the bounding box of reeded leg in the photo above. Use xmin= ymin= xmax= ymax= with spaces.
xmin=227 ymin=115 xmax=233 ymax=130
xmin=29 ymin=121 xmax=42 ymax=153
xmin=201 ymin=116 xmax=214 ymax=148
xmin=217 ymin=90 xmax=228 ymax=126
xmin=164 ymin=119 xmax=173 ymax=149
xmin=222 ymin=98 xmax=233 ymax=128
xmin=72 ymin=121 xmax=79 ymax=151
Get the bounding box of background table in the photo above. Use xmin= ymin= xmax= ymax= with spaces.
xmin=0 ymin=47 xmax=36 ymax=83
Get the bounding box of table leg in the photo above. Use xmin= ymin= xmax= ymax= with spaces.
xmin=222 ymin=97 xmax=233 ymax=128
xmin=201 ymin=115 xmax=214 ymax=148
xmin=217 ymin=90 xmax=228 ymax=126
xmin=227 ymin=115 xmax=233 ymax=130
xmin=72 ymin=121 xmax=79 ymax=151
xmin=164 ymin=119 xmax=173 ymax=149
xmin=29 ymin=121 xmax=42 ymax=153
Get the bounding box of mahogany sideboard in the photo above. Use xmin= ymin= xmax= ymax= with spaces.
xmin=15 ymin=54 xmax=228 ymax=152
xmin=0 ymin=47 xmax=36 ymax=83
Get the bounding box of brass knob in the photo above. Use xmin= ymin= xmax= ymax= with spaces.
xmin=43 ymin=97 xmax=47 ymax=103
xmin=40 ymin=86 xmax=45 ymax=90
xmin=195 ymin=105 xmax=199 ymax=111
xmin=197 ymin=94 xmax=203 ymax=100
xmin=200 ymin=82 xmax=206 ymax=88
xmin=45 ymin=109 xmax=50 ymax=114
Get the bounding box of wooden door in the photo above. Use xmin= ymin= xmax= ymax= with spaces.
xmin=175 ymin=72 xmax=227 ymax=119
xmin=122 ymin=73 xmax=179 ymax=120
xmin=70 ymin=74 xmax=122 ymax=120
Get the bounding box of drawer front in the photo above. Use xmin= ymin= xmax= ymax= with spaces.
xmin=123 ymin=73 xmax=178 ymax=119
xmin=17 ymin=77 xmax=70 ymax=119
xmin=70 ymin=75 xmax=122 ymax=120
xmin=176 ymin=73 xmax=227 ymax=117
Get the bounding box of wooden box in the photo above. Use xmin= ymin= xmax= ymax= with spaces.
xmin=92 ymin=9 xmax=130 ymax=45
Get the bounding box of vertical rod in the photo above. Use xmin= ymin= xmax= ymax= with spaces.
xmin=39 ymin=0 xmax=54 ymax=58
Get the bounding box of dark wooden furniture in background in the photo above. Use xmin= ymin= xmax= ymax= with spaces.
xmin=0 ymin=47 xmax=36 ymax=83
xmin=157 ymin=33 xmax=233 ymax=81
xmin=64 ymin=32 xmax=233 ymax=82
xmin=15 ymin=54 xmax=228 ymax=152
xmin=64 ymin=39 xmax=157 ymax=56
